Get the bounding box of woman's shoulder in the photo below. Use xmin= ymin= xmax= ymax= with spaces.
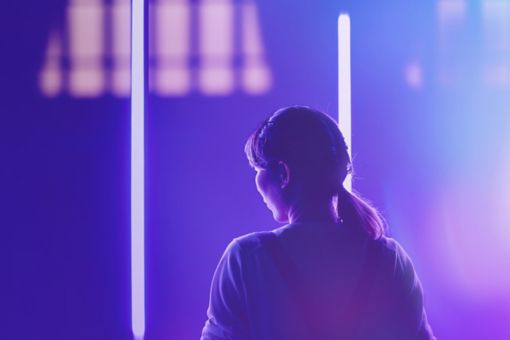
xmin=369 ymin=236 xmax=422 ymax=290
xmin=228 ymin=229 xmax=414 ymax=270
xmin=231 ymin=229 xmax=276 ymax=252
xmin=219 ymin=225 xmax=296 ymax=266
xmin=373 ymin=236 xmax=414 ymax=265
xmin=373 ymin=235 xmax=403 ymax=253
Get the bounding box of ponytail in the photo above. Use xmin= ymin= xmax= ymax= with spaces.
xmin=337 ymin=186 xmax=386 ymax=240
xmin=244 ymin=106 xmax=385 ymax=239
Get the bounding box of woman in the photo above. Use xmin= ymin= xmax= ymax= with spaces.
xmin=201 ymin=106 xmax=436 ymax=339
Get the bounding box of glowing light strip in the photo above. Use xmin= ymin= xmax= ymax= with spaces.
xmin=131 ymin=0 xmax=145 ymax=339
xmin=338 ymin=13 xmax=352 ymax=191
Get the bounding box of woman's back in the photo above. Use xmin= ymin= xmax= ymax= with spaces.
xmin=202 ymin=106 xmax=435 ymax=339
xmin=201 ymin=221 xmax=435 ymax=339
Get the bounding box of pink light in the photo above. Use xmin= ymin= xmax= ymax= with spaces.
xmin=198 ymin=0 xmax=234 ymax=95
xmin=112 ymin=0 xmax=131 ymax=96
xmin=68 ymin=0 xmax=105 ymax=96
xmin=404 ymin=60 xmax=424 ymax=89
xmin=39 ymin=31 xmax=63 ymax=97
xmin=241 ymin=1 xmax=271 ymax=94
xmin=154 ymin=0 xmax=191 ymax=95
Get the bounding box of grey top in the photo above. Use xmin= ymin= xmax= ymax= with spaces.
xmin=201 ymin=221 xmax=436 ymax=340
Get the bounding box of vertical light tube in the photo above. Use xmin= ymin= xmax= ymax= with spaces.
xmin=338 ymin=13 xmax=352 ymax=191
xmin=131 ymin=0 xmax=145 ymax=339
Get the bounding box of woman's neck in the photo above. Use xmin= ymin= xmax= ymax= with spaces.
xmin=287 ymin=197 xmax=338 ymax=224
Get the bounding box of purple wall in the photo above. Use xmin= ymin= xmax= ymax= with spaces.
xmin=3 ymin=1 xmax=510 ymax=339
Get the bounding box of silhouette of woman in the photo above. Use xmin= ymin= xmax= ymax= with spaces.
xmin=201 ymin=106 xmax=436 ymax=339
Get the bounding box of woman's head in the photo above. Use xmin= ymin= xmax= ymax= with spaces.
xmin=245 ymin=106 xmax=385 ymax=239
xmin=246 ymin=106 xmax=350 ymax=192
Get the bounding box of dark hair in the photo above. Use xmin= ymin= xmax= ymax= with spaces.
xmin=244 ymin=106 xmax=385 ymax=240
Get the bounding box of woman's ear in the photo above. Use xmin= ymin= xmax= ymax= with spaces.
xmin=277 ymin=161 xmax=290 ymax=189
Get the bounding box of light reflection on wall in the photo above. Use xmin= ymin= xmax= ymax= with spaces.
xmin=198 ymin=0 xmax=234 ymax=95
xmin=112 ymin=0 xmax=132 ymax=96
xmin=437 ymin=0 xmax=466 ymax=86
xmin=403 ymin=60 xmax=424 ymax=89
xmin=482 ymin=0 xmax=510 ymax=87
xmin=427 ymin=0 xmax=510 ymax=303
xmin=39 ymin=0 xmax=271 ymax=97
xmin=152 ymin=0 xmax=191 ymax=95
xmin=436 ymin=158 xmax=510 ymax=300
xmin=39 ymin=31 xmax=63 ymax=96
xmin=68 ymin=0 xmax=105 ymax=97
xmin=241 ymin=1 xmax=271 ymax=94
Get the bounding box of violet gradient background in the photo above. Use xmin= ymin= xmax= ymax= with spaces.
xmin=2 ymin=1 xmax=510 ymax=339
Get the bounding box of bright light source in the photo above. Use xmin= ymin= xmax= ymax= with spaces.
xmin=198 ymin=0 xmax=234 ymax=95
xmin=404 ymin=60 xmax=424 ymax=89
xmin=338 ymin=13 xmax=352 ymax=191
xmin=241 ymin=2 xmax=271 ymax=94
xmin=437 ymin=0 xmax=466 ymax=29
xmin=40 ymin=31 xmax=63 ymax=97
xmin=112 ymin=0 xmax=131 ymax=96
xmin=68 ymin=0 xmax=105 ymax=96
xmin=131 ymin=0 xmax=145 ymax=339
xmin=40 ymin=0 xmax=272 ymax=97
xmin=154 ymin=0 xmax=191 ymax=95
